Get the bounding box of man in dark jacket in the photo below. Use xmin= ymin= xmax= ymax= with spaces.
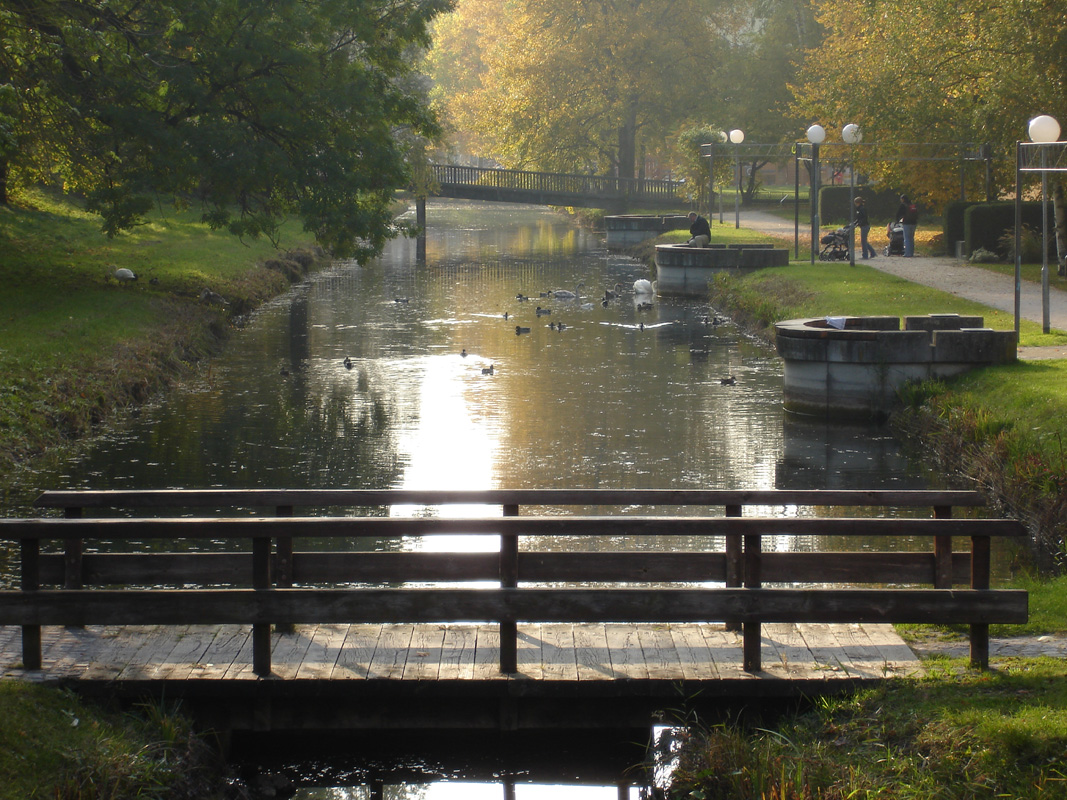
xmin=687 ymin=212 xmax=711 ymax=247
xmin=895 ymin=194 xmax=919 ymax=257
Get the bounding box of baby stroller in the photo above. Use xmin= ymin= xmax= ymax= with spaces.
xmin=884 ymin=222 xmax=905 ymax=256
xmin=819 ymin=223 xmax=853 ymax=261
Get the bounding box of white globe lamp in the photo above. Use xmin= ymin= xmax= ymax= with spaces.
xmin=1029 ymin=115 xmax=1061 ymax=143
xmin=842 ymin=123 xmax=862 ymax=145
xmin=729 ymin=129 xmax=745 ymax=144
xmin=806 ymin=124 xmax=826 ymax=145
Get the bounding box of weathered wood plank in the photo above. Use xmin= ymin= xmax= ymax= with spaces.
xmin=761 ymin=623 xmax=814 ymax=679
xmin=670 ymin=624 xmax=720 ymax=680
xmin=472 ymin=624 xmax=502 ymax=680
xmin=0 ymin=588 xmax=1027 ymax=626
xmin=605 ymin=624 xmax=647 ymax=680
xmin=368 ymin=624 xmax=414 ymax=679
xmin=702 ymin=627 xmax=747 ymax=678
xmin=33 ymin=488 xmax=989 ymax=511
xmin=539 ymin=624 xmax=579 ymax=681
xmin=0 ymin=516 xmax=1027 ymax=542
xmin=295 ymin=624 xmax=348 ymax=681
xmin=637 ymin=624 xmax=681 ymax=680
xmin=269 ymin=625 xmax=317 ymax=680
xmin=403 ymin=625 xmax=447 ymax=681
xmin=438 ymin=624 xmax=478 ymax=681
xmin=332 ymin=623 xmax=380 ymax=680
xmin=861 ymin=623 xmax=922 ymax=674
xmin=572 ymin=623 xmax=612 ymax=680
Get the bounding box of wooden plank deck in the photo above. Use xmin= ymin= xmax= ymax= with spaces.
xmin=0 ymin=622 xmax=922 ymax=684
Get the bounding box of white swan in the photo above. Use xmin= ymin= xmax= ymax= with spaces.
xmin=633 ymin=279 xmax=656 ymax=295
xmin=553 ymin=282 xmax=585 ymax=299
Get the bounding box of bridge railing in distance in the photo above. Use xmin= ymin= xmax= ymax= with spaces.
xmin=431 ymin=164 xmax=681 ymax=199
xmin=2 ymin=489 xmax=1028 ymax=677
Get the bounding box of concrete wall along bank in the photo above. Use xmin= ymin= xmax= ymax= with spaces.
xmin=775 ymin=314 xmax=1018 ymax=420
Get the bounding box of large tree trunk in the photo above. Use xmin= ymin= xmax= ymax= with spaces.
xmin=1054 ymin=180 xmax=1066 ymax=277
xmin=616 ymin=106 xmax=638 ymax=181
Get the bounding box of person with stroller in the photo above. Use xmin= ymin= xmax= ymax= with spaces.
xmin=895 ymin=194 xmax=919 ymax=257
xmin=853 ymin=197 xmax=876 ymax=259
xmin=687 ymin=212 xmax=711 ymax=247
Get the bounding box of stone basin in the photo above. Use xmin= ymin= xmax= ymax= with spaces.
xmin=775 ymin=314 xmax=1018 ymax=420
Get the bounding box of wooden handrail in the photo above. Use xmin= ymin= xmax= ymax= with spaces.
xmin=5 ymin=489 xmax=1028 ymax=677
xmin=34 ymin=488 xmax=989 ymax=510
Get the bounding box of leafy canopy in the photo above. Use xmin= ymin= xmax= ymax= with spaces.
xmin=0 ymin=0 xmax=452 ymax=259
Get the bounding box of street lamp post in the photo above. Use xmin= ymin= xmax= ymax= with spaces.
xmin=842 ymin=124 xmax=862 ymax=266
xmin=1029 ymin=114 xmax=1060 ymax=334
xmin=729 ymin=129 xmax=745 ymax=229
xmin=806 ymin=124 xmax=826 ymax=264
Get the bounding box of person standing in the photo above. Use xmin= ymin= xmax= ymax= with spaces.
xmin=687 ymin=212 xmax=711 ymax=247
xmin=854 ymin=197 xmax=876 ymax=259
xmin=895 ymin=194 xmax=919 ymax=257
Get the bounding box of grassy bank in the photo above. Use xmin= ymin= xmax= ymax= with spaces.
xmin=0 ymin=191 xmax=328 ymax=485
xmin=663 ymin=656 xmax=1067 ymax=800
xmin=701 ymin=260 xmax=1067 ymax=568
xmin=0 ymin=683 xmax=226 ymax=799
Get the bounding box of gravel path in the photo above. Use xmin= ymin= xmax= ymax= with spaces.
xmin=737 ymin=210 xmax=1067 ymax=357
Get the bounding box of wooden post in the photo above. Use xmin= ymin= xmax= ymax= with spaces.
xmin=63 ymin=506 xmax=84 ymax=591
xmin=252 ymin=536 xmax=273 ymax=677
xmin=742 ymin=532 xmax=762 ymax=673
xmin=499 ymin=504 xmax=520 ymax=673
xmin=724 ymin=504 xmax=742 ymax=632
xmin=933 ymin=505 xmax=953 ymax=588
xmin=970 ymin=534 xmax=991 ymax=669
xmin=21 ymin=538 xmax=41 ymax=670
xmin=275 ymin=505 xmax=294 ymax=634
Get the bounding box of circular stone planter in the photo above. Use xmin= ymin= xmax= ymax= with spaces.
xmin=775 ymin=314 xmax=1018 ymax=420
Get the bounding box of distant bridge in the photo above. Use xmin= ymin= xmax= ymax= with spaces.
xmin=429 ymin=164 xmax=687 ymax=209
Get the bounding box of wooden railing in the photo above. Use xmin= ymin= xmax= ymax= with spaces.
xmin=0 ymin=489 xmax=1028 ymax=677
xmin=430 ymin=165 xmax=682 ymax=202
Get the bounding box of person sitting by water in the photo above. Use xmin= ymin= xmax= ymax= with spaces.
xmin=687 ymin=212 xmax=711 ymax=247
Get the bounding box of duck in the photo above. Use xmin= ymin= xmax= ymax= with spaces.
xmin=503 ymin=311 xmax=509 ymax=320
xmin=720 ymin=375 xmax=736 ymax=386
xmin=603 ymin=283 xmax=624 ymax=300
xmin=552 ymin=282 xmax=585 ymax=299
xmin=637 ymin=301 xmax=654 ymax=311
xmin=461 ymin=349 xmax=468 ymax=357
xmin=536 ymin=306 xmax=551 ymax=316
xmin=343 ymin=357 xmax=353 ymax=369
xmin=633 ymin=279 xmax=656 ymax=295
xmin=113 ymin=267 xmax=138 ymax=282
xmin=394 ymin=297 xmax=409 ymax=304
xmin=516 ymin=293 xmax=530 ymax=302
xmin=200 ymin=287 xmax=228 ymax=306
xmin=556 ymin=322 xmax=566 ymax=331
xmin=515 ymin=325 xmax=531 ymax=335
xmin=481 ymin=365 xmax=495 ymax=375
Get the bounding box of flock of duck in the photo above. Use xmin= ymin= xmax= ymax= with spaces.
xmin=341 ymin=278 xmax=736 ymax=385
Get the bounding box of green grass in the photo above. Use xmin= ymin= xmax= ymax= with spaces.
xmin=0 ymin=683 xmax=220 ymax=799
xmin=0 ymin=190 xmax=321 ymax=476
xmin=666 ymin=658 xmax=1067 ymax=800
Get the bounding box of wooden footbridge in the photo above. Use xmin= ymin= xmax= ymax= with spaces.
xmin=429 ymin=165 xmax=686 ymax=209
xmin=0 ymin=489 xmax=1027 ymax=734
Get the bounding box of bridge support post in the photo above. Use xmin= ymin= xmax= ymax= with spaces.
xmin=742 ymin=532 xmax=762 ymax=673
xmin=499 ymin=504 xmax=520 ymax=673
xmin=970 ymin=534 xmax=991 ymax=669
xmin=724 ymin=505 xmax=742 ymax=633
xmin=252 ymin=536 xmax=273 ymax=677
xmin=416 ymin=196 xmax=426 ymax=232
xmin=20 ymin=538 xmax=41 ymax=671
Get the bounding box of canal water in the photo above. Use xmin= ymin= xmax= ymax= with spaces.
xmin=5 ymin=200 xmax=947 ymax=798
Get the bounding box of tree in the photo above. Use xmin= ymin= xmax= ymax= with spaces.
xmin=0 ymin=0 xmax=452 ymax=260
xmin=427 ymin=0 xmax=719 ymax=179
xmin=792 ymin=0 xmax=1067 ymax=208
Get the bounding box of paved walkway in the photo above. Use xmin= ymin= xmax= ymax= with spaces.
xmin=736 ymin=210 xmax=1067 ymax=357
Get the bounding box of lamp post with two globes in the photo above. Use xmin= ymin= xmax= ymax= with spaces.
xmin=842 ymin=123 xmax=862 ymax=266
xmin=805 ymin=124 xmax=825 ymax=264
